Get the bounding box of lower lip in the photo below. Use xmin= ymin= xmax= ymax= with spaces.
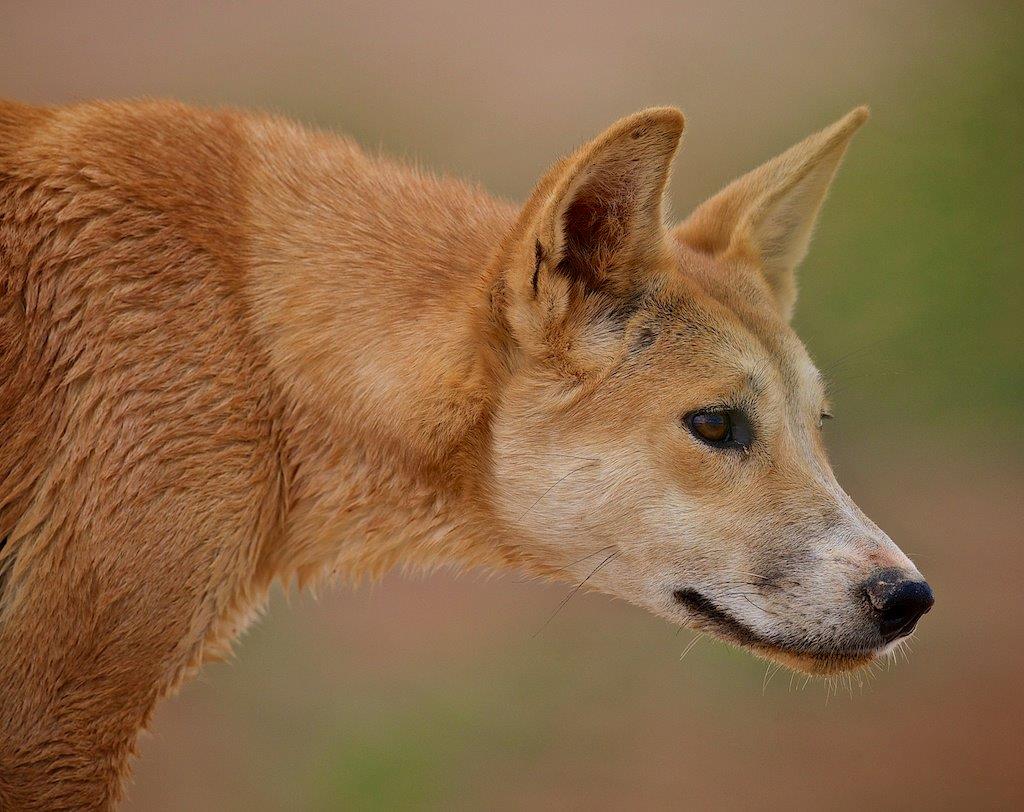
xmin=673 ymin=587 xmax=892 ymax=667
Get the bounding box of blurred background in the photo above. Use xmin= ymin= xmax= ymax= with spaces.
xmin=4 ymin=2 xmax=1022 ymax=809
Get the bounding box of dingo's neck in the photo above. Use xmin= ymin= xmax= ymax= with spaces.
xmin=243 ymin=119 xmax=520 ymax=583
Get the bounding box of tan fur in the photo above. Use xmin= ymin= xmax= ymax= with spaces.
xmin=0 ymin=99 xmax=927 ymax=808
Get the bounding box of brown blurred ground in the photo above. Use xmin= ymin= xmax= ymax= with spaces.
xmin=3 ymin=2 xmax=1022 ymax=809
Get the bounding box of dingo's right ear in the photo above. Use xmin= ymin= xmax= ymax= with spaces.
xmin=502 ymin=108 xmax=684 ymax=353
xmin=674 ymin=107 xmax=868 ymax=320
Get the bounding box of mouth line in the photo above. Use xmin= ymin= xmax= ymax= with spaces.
xmin=671 ymin=588 xmax=881 ymax=667
xmin=672 ymin=588 xmax=770 ymax=649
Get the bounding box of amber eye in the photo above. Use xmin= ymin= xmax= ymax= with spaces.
xmin=684 ymin=408 xmax=753 ymax=450
xmin=690 ymin=411 xmax=730 ymax=443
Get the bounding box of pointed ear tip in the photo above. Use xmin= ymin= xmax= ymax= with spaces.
xmin=810 ymin=106 xmax=869 ymax=152
xmin=616 ymin=106 xmax=686 ymax=139
xmin=841 ymin=105 xmax=871 ymax=131
xmin=645 ymin=106 xmax=686 ymax=134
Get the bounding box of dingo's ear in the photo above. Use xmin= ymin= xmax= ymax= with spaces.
xmin=674 ymin=107 xmax=868 ymax=320
xmin=505 ymin=108 xmax=683 ymax=347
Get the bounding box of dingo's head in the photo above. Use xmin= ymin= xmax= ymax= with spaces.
xmin=490 ymin=107 xmax=932 ymax=674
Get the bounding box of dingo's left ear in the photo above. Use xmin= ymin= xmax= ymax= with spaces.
xmin=674 ymin=107 xmax=868 ymax=320
xmin=532 ymin=107 xmax=684 ymax=294
xmin=503 ymin=108 xmax=683 ymax=354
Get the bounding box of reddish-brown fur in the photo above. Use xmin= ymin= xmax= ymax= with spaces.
xmin=0 ymin=99 xmax=926 ymax=808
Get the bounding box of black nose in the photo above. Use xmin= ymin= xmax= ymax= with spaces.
xmin=863 ymin=569 xmax=934 ymax=643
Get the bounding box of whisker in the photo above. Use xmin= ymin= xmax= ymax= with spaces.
xmin=679 ymin=633 xmax=704 ymax=661
xmin=703 ymin=588 xmax=776 ymax=618
xmin=517 ymin=544 xmax=617 ymax=583
xmin=824 ymin=370 xmax=902 ymax=396
xmin=532 ymin=550 xmax=618 ymax=638
xmin=516 ymin=461 xmax=598 ymax=523
xmin=503 ymin=452 xmax=602 ymax=463
xmin=819 ymin=336 xmax=894 ymax=376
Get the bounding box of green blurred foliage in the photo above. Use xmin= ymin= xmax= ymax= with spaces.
xmin=797 ymin=5 xmax=1023 ymax=457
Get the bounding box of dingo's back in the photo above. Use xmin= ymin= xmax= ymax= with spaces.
xmin=0 ymin=100 xmax=287 ymax=808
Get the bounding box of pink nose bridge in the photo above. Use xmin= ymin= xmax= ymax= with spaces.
xmin=796 ymin=439 xmax=923 ymax=577
xmin=830 ymin=517 xmax=920 ymax=579
xmin=866 ymin=541 xmax=919 ymax=574
xmin=797 ymin=474 xmax=918 ymax=576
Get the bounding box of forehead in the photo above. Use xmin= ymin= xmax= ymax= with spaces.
xmin=633 ymin=249 xmax=824 ymax=401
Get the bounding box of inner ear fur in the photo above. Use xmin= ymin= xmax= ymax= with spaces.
xmin=525 ymin=107 xmax=685 ymax=302
xmin=674 ymin=107 xmax=868 ymax=320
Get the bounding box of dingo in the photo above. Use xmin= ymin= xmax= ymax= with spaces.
xmin=0 ymin=99 xmax=932 ymax=808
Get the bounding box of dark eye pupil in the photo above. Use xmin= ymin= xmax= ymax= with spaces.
xmin=692 ymin=412 xmax=730 ymax=442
